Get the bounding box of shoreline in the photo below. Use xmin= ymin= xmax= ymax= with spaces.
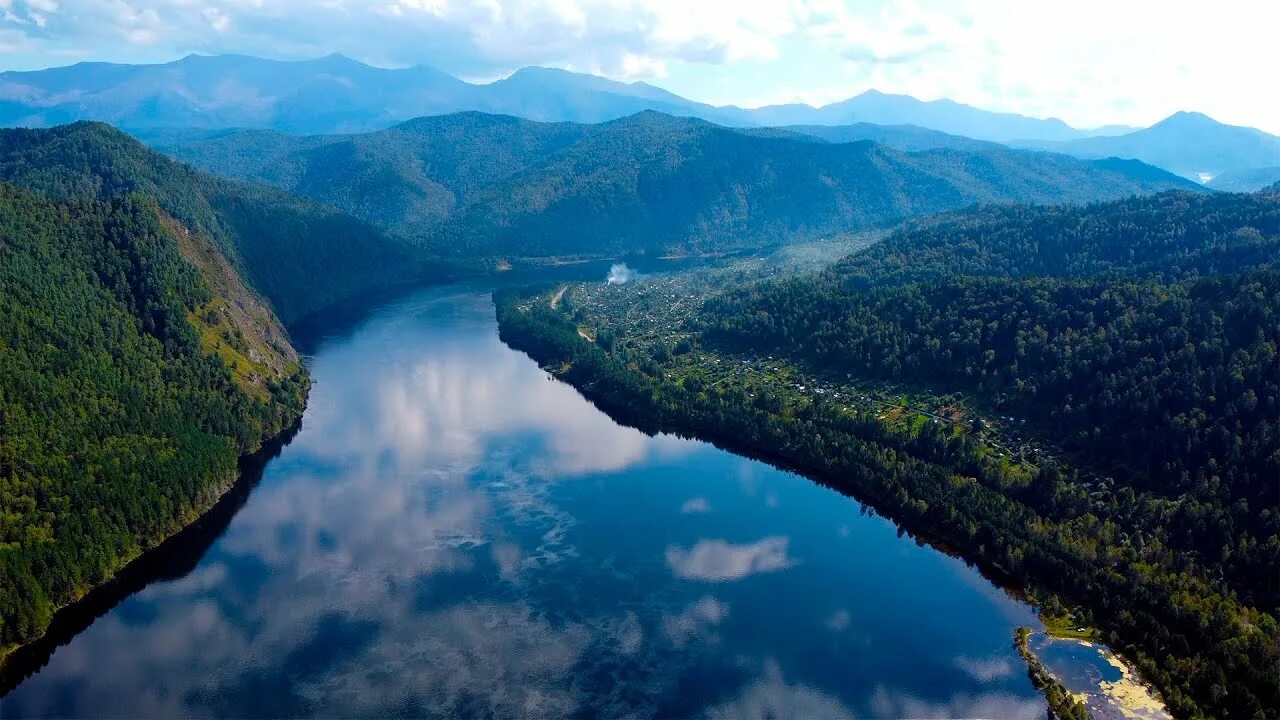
xmin=0 ymin=415 xmax=304 ymax=694
xmin=507 ymin=333 xmax=1173 ymax=720
xmin=492 ymin=289 xmax=1186 ymax=718
xmin=496 ymin=294 xmax=1039 ymax=597
xmin=1028 ymin=633 xmax=1172 ymax=720
xmin=1015 ymin=626 xmax=1090 ymax=720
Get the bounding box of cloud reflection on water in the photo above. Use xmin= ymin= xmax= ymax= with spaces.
xmin=295 ymin=293 xmax=691 ymax=480
xmin=680 ymin=496 xmax=711 ymax=514
xmin=868 ymin=684 xmax=1045 ymax=720
xmin=1 ymin=289 xmax=1046 ymax=719
xmin=703 ymin=660 xmax=854 ymax=720
xmin=665 ymin=537 xmax=795 ymax=581
xmin=4 ymin=290 xmax=690 ymax=717
xmin=662 ymin=596 xmax=729 ymax=647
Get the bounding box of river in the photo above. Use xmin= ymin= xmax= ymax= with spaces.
xmin=2 ymin=286 xmax=1053 ymax=718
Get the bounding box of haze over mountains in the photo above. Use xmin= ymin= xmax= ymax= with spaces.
xmin=1021 ymin=112 xmax=1280 ymax=184
xmin=1208 ymin=167 xmax=1280 ymax=192
xmin=4 ymin=53 xmax=1276 ymax=189
xmin=0 ymin=53 xmax=1115 ymax=142
xmin=146 ymin=110 xmax=1198 ymax=258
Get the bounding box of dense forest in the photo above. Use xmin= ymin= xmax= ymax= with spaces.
xmin=147 ymin=111 xmax=1197 ymax=259
xmin=781 ymin=122 xmax=1003 ymax=152
xmin=0 ymin=184 xmax=307 ymax=656
xmin=0 ymin=115 xmax=1272 ymax=712
xmin=812 ymin=190 xmax=1280 ymax=286
xmin=494 ymin=188 xmax=1280 ymax=718
xmin=703 ymin=190 xmax=1280 ymax=610
xmin=0 ymin=122 xmax=434 ymax=324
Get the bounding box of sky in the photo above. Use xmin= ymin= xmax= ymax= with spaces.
xmin=1 ymin=0 xmax=1276 ymax=134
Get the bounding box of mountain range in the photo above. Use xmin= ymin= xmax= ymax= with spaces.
xmin=1022 ymin=112 xmax=1280 ymax=183
xmin=7 ymin=54 xmax=1278 ymax=187
xmin=0 ymin=53 xmax=1113 ymax=142
xmin=144 ymin=110 xmax=1199 ymax=259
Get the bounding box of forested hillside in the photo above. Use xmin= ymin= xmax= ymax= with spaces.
xmin=783 ymin=122 xmax=1001 ymax=151
xmin=816 ymin=190 xmax=1280 ymax=287
xmin=495 ymin=188 xmax=1280 ymax=718
xmin=694 ymin=189 xmax=1280 ymax=715
xmin=1207 ymin=166 xmax=1280 ymax=192
xmin=0 ymin=122 xmax=427 ymax=323
xmin=704 ymin=190 xmax=1280 ymax=602
xmin=147 ymin=111 xmax=1199 ymax=259
xmin=143 ymin=113 xmax=585 ymax=235
xmin=0 ymin=184 xmax=307 ymax=657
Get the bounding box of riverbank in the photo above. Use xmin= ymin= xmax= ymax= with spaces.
xmin=1015 ymin=626 xmax=1090 ymax=720
xmin=0 ymin=402 xmax=307 ymax=676
xmin=492 ymin=286 xmax=1253 ymax=719
xmin=3 ymin=284 xmax=1060 ymax=716
xmin=1030 ymin=631 xmax=1172 ymax=720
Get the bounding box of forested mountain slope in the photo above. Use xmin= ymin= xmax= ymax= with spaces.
xmin=783 ymin=122 xmax=1002 ymax=151
xmin=496 ymin=188 xmax=1280 ymax=717
xmin=704 ymin=188 xmax=1280 ymax=615
xmin=816 ymin=190 xmax=1280 ymax=287
xmin=148 ymin=111 xmax=1200 ymax=259
xmin=0 ymin=122 xmax=426 ymax=323
xmin=0 ymin=184 xmax=307 ymax=658
xmin=1207 ymin=166 xmax=1280 ymax=192
xmin=142 ymin=113 xmax=586 ymax=235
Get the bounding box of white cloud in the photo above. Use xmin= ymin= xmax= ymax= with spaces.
xmin=619 ymin=50 xmax=666 ymax=79
xmin=0 ymin=0 xmax=1276 ymax=132
xmin=818 ymin=0 xmax=1280 ymax=132
xmin=665 ymin=536 xmax=794 ymax=581
xmin=203 ymin=7 xmax=231 ymax=32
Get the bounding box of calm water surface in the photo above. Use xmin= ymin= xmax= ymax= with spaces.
xmin=3 ymin=287 xmax=1048 ymax=718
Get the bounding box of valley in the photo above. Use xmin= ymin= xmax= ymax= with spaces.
xmin=492 ymin=187 xmax=1280 ymax=719
xmin=0 ymin=286 xmax=1078 ymax=718
xmin=0 ymin=39 xmax=1277 ymax=720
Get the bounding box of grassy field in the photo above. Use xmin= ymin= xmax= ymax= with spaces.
xmin=1042 ymin=613 xmax=1102 ymax=641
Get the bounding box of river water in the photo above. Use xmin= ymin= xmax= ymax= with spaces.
xmin=2 ymin=286 xmax=1051 ymax=718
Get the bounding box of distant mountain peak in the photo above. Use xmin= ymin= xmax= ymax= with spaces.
xmin=1157 ymin=110 xmax=1220 ymax=127
xmin=506 ymin=65 xmax=568 ymax=79
xmin=1044 ymin=108 xmax=1280 ymax=180
xmin=610 ymin=108 xmax=704 ymax=127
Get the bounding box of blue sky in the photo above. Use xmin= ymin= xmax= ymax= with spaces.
xmin=2 ymin=0 xmax=1276 ymax=134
